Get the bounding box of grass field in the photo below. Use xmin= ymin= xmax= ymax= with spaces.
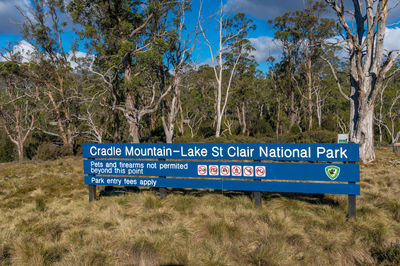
xmin=0 ymin=148 xmax=400 ymax=265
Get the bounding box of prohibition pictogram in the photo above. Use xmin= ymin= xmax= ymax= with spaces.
xmin=243 ymin=166 xmax=254 ymax=177
xmin=232 ymin=165 xmax=242 ymax=176
xmin=220 ymin=165 xmax=230 ymax=176
xmin=198 ymin=165 xmax=207 ymax=175
xmin=255 ymin=166 xmax=266 ymax=177
xmin=209 ymin=165 xmax=219 ymax=176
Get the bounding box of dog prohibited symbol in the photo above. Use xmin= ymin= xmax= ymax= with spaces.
xmin=255 ymin=166 xmax=266 ymax=177
xmin=209 ymin=165 xmax=219 ymax=176
xmin=232 ymin=166 xmax=242 ymax=176
xmin=243 ymin=166 xmax=254 ymax=177
xmin=198 ymin=165 xmax=207 ymax=175
xmin=220 ymin=165 xmax=230 ymax=176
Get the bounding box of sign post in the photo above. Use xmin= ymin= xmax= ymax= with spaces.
xmin=89 ymin=185 xmax=96 ymax=202
xmin=159 ymin=158 xmax=167 ymax=199
xmin=253 ymin=160 xmax=262 ymax=207
xmin=88 ymin=157 xmax=96 ymax=202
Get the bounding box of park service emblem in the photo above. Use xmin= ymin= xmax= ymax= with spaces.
xmin=325 ymin=166 xmax=340 ymax=180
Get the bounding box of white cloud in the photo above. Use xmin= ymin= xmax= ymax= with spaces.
xmin=0 ymin=0 xmax=32 ymax=34
xmin=193 ymin=57 xmax=214 ymax=70
xmin=246 ymin=27 xmax=400 ymax=65
xmin=249 ymin=36 xmax=281 ymax=62
xmin=67 ymin=51 xmax=93 ymax=69
xmin=385 ymin=27 xmax=400 ymax=51
xmin=1 ymin=39 xmax=34 ymax=62
xmin=326 ymin=27 xmax=400 ymax=59
xmin=1 ymin=40 xmax=92 ymax=69
xmin=195 ymin=36 xmax=281 ymax=69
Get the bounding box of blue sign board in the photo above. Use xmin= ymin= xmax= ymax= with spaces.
xmin=83 ymin=143 xmax=360 ymax=197
xmin=83 ymin=143 xmax=359 ymax=161
xmin=84 ymin=160 xmax=359 ymax=182
xmin=84 ymin=176 xmax=360 ymax=195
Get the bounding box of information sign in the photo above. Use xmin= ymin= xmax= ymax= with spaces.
xmin=83 ymin=160 xmax=360 ymax=182
xmin=83 ymin=143 xmax=359 ymax=161
xmin=338 ymin=134 xmax=349 ymax=143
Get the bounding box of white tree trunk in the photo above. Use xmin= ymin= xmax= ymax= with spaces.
xmin=128 ymin=120 xmax=140 ymax=144
xmin=350 ymin=101 xmax=375 ymax=162
xmin=326 ymin=0 xmax=399 ymax=163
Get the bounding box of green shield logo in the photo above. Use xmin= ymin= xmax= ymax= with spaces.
xmin=325 ymin=166 xmax=340 ymax=180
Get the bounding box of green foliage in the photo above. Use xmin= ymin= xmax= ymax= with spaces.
xmin=198 ymin=125 xmax=215 ymax=139
xmin=0 ymin=131 xmax=14 ymax=162
xmin=251 ymin=119 xmax=275 ymax=138
xmin=276 ymin=129 xmax=336 ymax=143
xmin=300 ymin=130 xmax=337 ymax=143
xmin=290 ymin=124 xmax=302 ymax=134
xmin=175 ymin=135 xmax=275 ymax=144
xmin=35 ymin=143 xmax=73 ymax=161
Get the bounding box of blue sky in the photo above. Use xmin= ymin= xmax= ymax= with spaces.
xmin=0 ymin=0 xmax=399 ymax=72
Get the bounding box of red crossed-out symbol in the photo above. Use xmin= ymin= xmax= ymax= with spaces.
xmin=220 ymin=165 xmax=230 ymax=176
xmin=232 ymin=165 xmax=242 ymax=176
xmin=198 ymin=165 xmax=207 ymax=175
xmin=243 ymin=166 xmax=254 ymax=177
xmin=255 ymin=166 xmax=266 ymax=177
xmin=209 ymin=165 xmax=219 ymax=176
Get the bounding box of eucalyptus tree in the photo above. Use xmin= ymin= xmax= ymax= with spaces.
xmin=69 ymin=0 xmax=146 ymax=143
xmin=375 ymin=67 xmax=400 ymax=144
xmin=21 ymin=0 xmax=78 ymax=153
xmin=200 ymin=1 xmax=256 ymax=137
xmin=180 ymin=65 xmax=215 ymax=137
xmin=266 ymin=58 xmax=296 ymax=136
xmin=270 ymin=0 xmax=337 ymax=131
xmin=160 ymin=0 xmax=199 ymax=143
xmin=325 ymin=0 xmax=400 ymax=162
xmin=269 ymin=13 xmax=302 ymax=130
xmin=0 ymin=62 xmax=36 ymax=161
xmin=70 ymin=0 xmax=180 ymax=143
xmin=229 ymin=53 xmax=260 ymax=135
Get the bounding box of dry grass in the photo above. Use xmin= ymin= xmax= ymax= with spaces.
xmin=0 ymin=148 xmax=399 ymax=265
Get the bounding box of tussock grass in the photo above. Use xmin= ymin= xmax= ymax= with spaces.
xmin=0 ymin=148 xmax=399 ymax=265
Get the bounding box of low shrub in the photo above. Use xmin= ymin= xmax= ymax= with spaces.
xmin=35 ymin=143 xmax=73 ymax=161
xmin=300 ymin=129 xmax=337 ymax=143
xmin=0 ymin=131 xmax=15 ymax=162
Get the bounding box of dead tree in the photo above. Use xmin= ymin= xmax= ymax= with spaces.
xmin=325 ymin=0 xmax=400 ymax=162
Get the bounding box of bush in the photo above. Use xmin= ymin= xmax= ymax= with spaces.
xmin=277 ymin=132 xmax=302 ymax=143
xmin=174 ymin=130 xmax=336 ymax=144
xmin=174 ymin=136 xmax=203 ymax=143
xmin=175 ymin=135 xmax=275 ymax=143
xmin=0 ymin=131 xmax=14 ymax=162
xmin=301 ymin=130 xmax=337 ymax=143
xmin=251 ymin=119 xmax=274 ymax=138
xmin=35 ymin=143 xmax=73 ymax=161
xmin=198 ymin=126 xmax=215 ymax=138
xmin=289 ymin=124 xmax=302 ymax=134
xmin=73 ymin=137 xmax=86 ymax=155
xmin=24 ymin=132 xmax=61 ymax=160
